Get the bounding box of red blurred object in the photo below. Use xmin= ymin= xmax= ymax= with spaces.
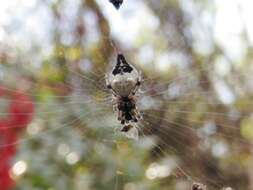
xmin=0 ymin=89 xmax=34 ymax=190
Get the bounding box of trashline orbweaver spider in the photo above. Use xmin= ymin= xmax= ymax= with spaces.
xmin=106 ymin=54 xmax=142 ymax=133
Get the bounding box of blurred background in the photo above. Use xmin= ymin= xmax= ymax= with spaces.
xmin=0 ymin=0 xmax=253 ymax=189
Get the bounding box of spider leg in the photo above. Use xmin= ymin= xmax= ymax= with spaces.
xmin=121 ymin=119 xmax=125 ymax=125
xmin=111 ymin=95 xmax=116 ymax=103
xmin=113 ymin=105 xmax=117 ymax=112
xmin=131 ymin=102 xmax=142 ymax=121
xmin=131 ymin=95 xmax=138 ymax=102
xmin=106 ymin=76 xmax=119 ymax=96
xmin=133 ymin=102 xmax=141 ymax=118
xmin=111 ymin=95 xmax=118 ymax=111
xmin=135 ymin=109 xmax=142 ymax=120
xmin=132 ymin=115 xmax=138 ymax=122
xmin=134 ymin=72 xmax=144 ymax=96
xmin=111 ymin=88 xmax=119 ymax=97
xmin=137 ymin=73 xmax=142 ymax=86
xmin=118 ymin=110 xmax=123 ymax=121
xmin=129 ymin=91 xmax=142 ymax=121
xmin=132 ymin=77 xmax=142 ymax=95
xmin=105 ymin=75 xmax=111 ymax=89
xmin=132 ymin=86 xmax=139 ymax=95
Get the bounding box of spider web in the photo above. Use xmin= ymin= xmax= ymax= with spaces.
xmin=0 ymin=0 xmax=252 ymax=190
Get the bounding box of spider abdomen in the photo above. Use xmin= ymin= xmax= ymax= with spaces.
xmin=111 ymin=77 xmax=137 ymax=97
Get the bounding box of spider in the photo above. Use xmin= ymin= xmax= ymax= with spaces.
xmin=109 ymin=0 xmax=124 ymax=9
xmin=106 ymin=53 xmax=142 ymax=132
